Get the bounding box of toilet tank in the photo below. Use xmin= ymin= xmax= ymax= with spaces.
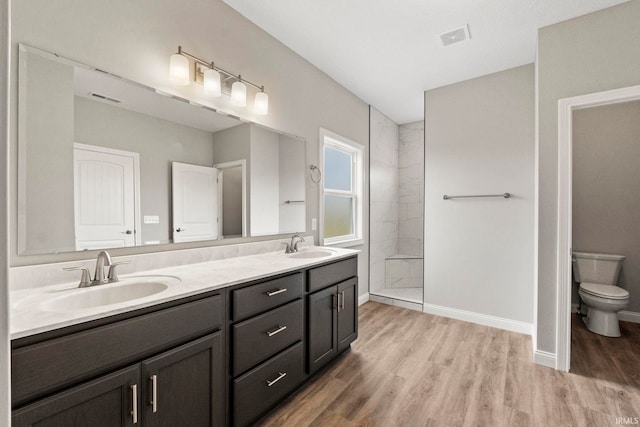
xmin=573 ymin=251 xmax=625 ymax=285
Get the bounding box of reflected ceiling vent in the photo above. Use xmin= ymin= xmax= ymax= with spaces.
xmin=440 ymin=24 xmax=471 ymax=47
xmin=89 ymin=92 xmax=121 ymax=103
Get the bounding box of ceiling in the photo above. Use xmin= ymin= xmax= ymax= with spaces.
xmin=223 ymin=0 xmax=628 ymax=124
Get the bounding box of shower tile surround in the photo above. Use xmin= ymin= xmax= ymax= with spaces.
xmin=369 ymin=106 xmax=424 ymax=302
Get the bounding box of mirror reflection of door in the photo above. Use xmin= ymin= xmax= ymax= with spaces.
xmin=214 ymin=160 xmax=247 ymax=239
xmin=172 ymin=162 xmax=219 ymax=243
xmin=73 ymin=144 xmax=140 ymax=250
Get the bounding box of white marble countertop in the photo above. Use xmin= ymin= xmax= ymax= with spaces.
xmin=10 ymin=246 xmax=358 ymax=340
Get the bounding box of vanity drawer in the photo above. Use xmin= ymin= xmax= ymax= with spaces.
xmin=12 ymin=294 xmax=222 ymax=407
xmin=233 ymin=342 xmax=303 ymax=427
xmin=307 ymin=256 xmax=357 ymax=293
xmin=233 ymin=299 xmax=303 ymax=376
xmin=232 ymin=272 xmax=303 ymax=321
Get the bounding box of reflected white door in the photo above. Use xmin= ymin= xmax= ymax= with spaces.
xmin=74 ymin=144 xmax=138 ymax=250
xmin=172 ymin=162 xmax=218 ymax=243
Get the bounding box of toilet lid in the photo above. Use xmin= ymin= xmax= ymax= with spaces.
xmin=580 ymin=282 xmax=629 ymax=300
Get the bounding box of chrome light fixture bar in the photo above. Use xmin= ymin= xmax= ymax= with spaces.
xmin=169 ymin=46 xmax=268 ymax=115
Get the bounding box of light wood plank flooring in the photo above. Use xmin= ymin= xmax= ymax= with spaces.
xmin=257 ymin=302 xmax=640 ymax=427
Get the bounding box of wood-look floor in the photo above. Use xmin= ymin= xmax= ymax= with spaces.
xmin=257 ymin=302 xmax=640 ymax=427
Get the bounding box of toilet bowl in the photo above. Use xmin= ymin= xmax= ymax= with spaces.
xmin=578 ymin=283 xmax=629 ymax=337
xmin=573 ymin=251 xmax=630 ymax=337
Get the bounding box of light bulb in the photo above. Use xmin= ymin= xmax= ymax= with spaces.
xmin=169 ymin=53 xmax=190 ymax=86
xmin=253 ymin=91 xmax=269 ymax=115
xmin=203 ymin=68 xmax=222 ymax=97
xmin=230 ymin=80 xmax=247 ymax=107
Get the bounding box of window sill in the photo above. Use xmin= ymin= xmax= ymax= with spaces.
xmin=322 ymin=239 xmax=364 ymax=249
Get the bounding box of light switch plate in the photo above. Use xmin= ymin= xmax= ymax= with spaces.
xmin=144 ymin=215 xmax=160 ymax=224
xmin=311 ymin=218 xmax=317 ymax=231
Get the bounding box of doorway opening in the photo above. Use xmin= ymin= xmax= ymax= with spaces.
xmin=556 ymin=84 xmax=640 ymax=372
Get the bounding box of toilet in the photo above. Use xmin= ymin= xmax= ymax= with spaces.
xmin=573 ymin=251 xmax=630 ymax=337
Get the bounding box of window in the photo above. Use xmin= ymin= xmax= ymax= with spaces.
xmin=320 ymin=128 xmax=364 ymax=246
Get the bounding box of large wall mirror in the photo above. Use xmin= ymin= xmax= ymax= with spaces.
xmin=17 ymin=44 xmax=306 ymax=255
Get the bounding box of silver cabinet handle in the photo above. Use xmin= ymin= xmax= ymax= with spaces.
xmin=333 ymin=293 xmax=338 ymax=311
xmin=131 ymin=384 xmax=138 ymax=424
xmin=176 ymin=228 xmax=185 ymax=232
xmin=336 ymin=292 xmax=341 ymax=312
xmin=266 ymin=325 xmax=287 ymax=337
xmin=266 ymin=288 xmax=287 ymax=297
xmin=266 ymin=372 xmax=287 ymax=387
xmin=122 ymin=230 xmax=133 ymax=235
xmin=150 ymin=375 xmax=158 ymax=413
xmin=340 ymin=291 xmax=345 ymax=311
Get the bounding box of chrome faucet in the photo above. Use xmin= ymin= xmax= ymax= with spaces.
xmin=64 ymin=251 xmax=130 ymax=288
xmin=93 ymin=251 xmax=112 ymax=285
xmin=290 ymin=234 xmax=305 ymax=253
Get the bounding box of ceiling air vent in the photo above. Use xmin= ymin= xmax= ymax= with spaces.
xmin=89 ymin=92 xmax=122 ymax=103
xmin=440 ymin=25 xmax=471 ymax=47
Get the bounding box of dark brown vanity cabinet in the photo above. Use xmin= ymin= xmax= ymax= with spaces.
xmin=11 ymin=294 xmax=225 ymax=427
xmin=230 ymin=272 xmax=305 ymax=427
xmin=11 ymin=255 xmax=359 ymax=427
xmin=307 ymin=264 xmax=358 ymax=375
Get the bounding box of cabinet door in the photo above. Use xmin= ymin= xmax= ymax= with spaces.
xmin=12 ymin=365 xmax=140 ymax=427
xmin=142 ymin=332 xmax=224 ymax=427
xmin=307 ymin=285 xmax=338 ymax=374
xmin=337 ymin=278 xmax=358 ymax=352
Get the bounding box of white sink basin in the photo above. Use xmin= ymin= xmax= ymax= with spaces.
xmin=41 ymin=275 xmax=179 ymax=312
xmin=288 ymin=249 xmax=335 ymax=259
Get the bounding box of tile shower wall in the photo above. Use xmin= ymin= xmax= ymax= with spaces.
xmin=369 ymin=107 xmax=399 ymax=293
xmin=398 ymin=121 xmax=425 ymax=257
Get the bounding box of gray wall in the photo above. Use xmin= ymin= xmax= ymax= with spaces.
xmin=9 ymin=0 xmax=369 ymax=296
xmin=537 ymin=0 xmax=640 ymax=353
xmin=75 ymin=97 xmax=214 ymax=245
xmin=0 ymin=0 xmax=9 ymax=421
xmin=279 ymin=135 xmax=305 ymax=234
xmin=572 ymin=100 xmax=640 ymax=312
xmin=212 ymin=123 xmax=252 ymax=234
xmin=424 ymin=64 xmax=535 ymax=324
xmin=250 ymin=125 xmax=280 ymax=236
xmin=21 ymin=50 xmax=75 ymax=253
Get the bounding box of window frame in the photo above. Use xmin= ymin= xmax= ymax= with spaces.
xmin=319 ymin=128 xmax=364 ymax=247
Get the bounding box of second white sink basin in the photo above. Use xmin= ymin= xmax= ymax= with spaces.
xmin=288 ymin=249 xmax=335 ymax=259
xmin=41 ymin=275 xmax=179 ymax=312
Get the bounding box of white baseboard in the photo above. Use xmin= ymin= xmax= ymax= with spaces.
xmin=369 ymin=294 xmax=423 ymax=312
xmin=421 ymin=302 xmax=533 ymax=336
xmin=534 ymin=349 xmax=557 ymax=369
xmin=619 ymin=310 xmax=640 ymax=324
xmin=358 ymin=293 xmax=370 ymax=306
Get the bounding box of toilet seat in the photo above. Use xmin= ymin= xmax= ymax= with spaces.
xmin=579 ymin=282 xmax=629 ymax=300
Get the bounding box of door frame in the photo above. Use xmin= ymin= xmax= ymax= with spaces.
xmin=73 ymin=143 xmax=142 ymax=247
xmin=213 ymin=159 xmax=247 ymax=238
xmin=556 ymin=84 xmax=640 ymax=372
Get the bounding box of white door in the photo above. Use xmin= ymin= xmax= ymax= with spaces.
xmin=172 ymin=162 xmax=218 ymax=243
xmin=74 ymin=145 xmax=138 ymax=250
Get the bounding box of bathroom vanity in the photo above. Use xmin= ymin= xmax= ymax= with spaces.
xmin=10 ymin=250 xmax=358 ymax=427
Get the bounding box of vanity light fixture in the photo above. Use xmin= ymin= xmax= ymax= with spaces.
xmin=169 ymin=45 xmax=269 ymax=115
xmin=169 ymin=47 xmax=190 ymax=86
xmin=253 ymin=89 xmax=269 ymax=115
xmin=230 ymin=77 xmax=247 ymax=107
